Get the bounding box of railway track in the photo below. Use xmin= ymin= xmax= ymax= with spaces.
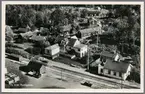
xmin=6 ymin=57 xmax=140 ymax=89
xmin=51 ymin=66 xmax=140 ymax=89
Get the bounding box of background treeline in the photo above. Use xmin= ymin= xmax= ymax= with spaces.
xmin=6 ymin=4 xmax=141 ymax=56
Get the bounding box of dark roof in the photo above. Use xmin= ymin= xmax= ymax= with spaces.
xmin=28 ymin=60 xmax=43 ymax=70
xmin=67 ymin=38 xmax=78 ymax=47
xmin=87 ymin=10 xmax=100 ymax=15
xmin=104 ymin=59 xmax=130 ymax=73
xmin=101 ymin=51 xmax=116 ymax=58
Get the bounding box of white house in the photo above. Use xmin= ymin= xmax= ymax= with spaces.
xmin=66 ymin=38 xmax=87 ymax=58
xmin=44 ymin=44 xmax=60 ymax=59
xmin=73 ymin=44 xmax=88 ymax=58
xmin=98 ymin=59 xmax=132 ymax=80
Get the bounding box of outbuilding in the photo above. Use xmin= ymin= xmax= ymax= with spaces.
xmin=44 ymin=44 xmax=60 ymax=59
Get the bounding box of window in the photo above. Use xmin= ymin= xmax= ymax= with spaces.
xmin=47 ymin=50 xmax=50 ymax=54
xmin=101 ymin=69 xmax=103 ymax=73
xmin=113 ymin=72 xmax=116 ymax=76
xmin=119 ymin=72 xmax=122 ymax=77
xmin=108 ymin=70 xmax=111 ymax=74
xmin=78 ymin=49 xmax=80 ymax=51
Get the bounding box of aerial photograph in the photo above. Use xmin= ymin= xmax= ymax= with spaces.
xmin=4 ymin=4 xmax=141 ymax=89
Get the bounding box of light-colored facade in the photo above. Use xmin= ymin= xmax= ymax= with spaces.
xmin=79 ymin=27 xmax=102 ymax=39
xmin=73 ymin=44 xmax=88 ymax=58
xmin=98 ymin=60 xmax=132 ymax=80
xmin=45 ymin=44 xmax=60 ymax=59
xmin=66 ymin=38 xmax=88 ymax=58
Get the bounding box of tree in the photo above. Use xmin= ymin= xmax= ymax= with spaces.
xmin=35 ymin=11 xmax=45 ymax=27
xmin=80 ymin=9 xmax=88 ymax=18
xmin=50 ymin=8 xmax=65 ymax=26
xmin=5 ymin=26 xmax=14 ymax=42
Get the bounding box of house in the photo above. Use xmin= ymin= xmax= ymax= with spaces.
xmin=66 ymin=38 xmax=80 ymax=50
xmin=100 ymin=51 xmax=121 ymax=62
xmin=87 ymin=10 xmax=100 ymax=17
xmin=79 ymin=27 xmax=102 ymax=39
xmin=73 ymin=44 xmax=88 ymax=58
xmin=29 ymin=35 xmax=46 ymax=43
xmin=98 ymin=59 xmax=132 ymax=80
xmin=19 ymin=60 xmax=47 ymax=77
xmin=77 ymin=18 xmax=89 ymax=29
xmin=15 ymin=31 xmax=33 ymax=43
xmin=44 ymin=44 xmax=60 ymax=59
xmin=66 ymin=38 xmax=87 ymax=58
xmin=14 ymin=28 xmax=28 ymax=33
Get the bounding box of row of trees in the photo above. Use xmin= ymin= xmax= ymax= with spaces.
xmin=101 ymin=5 xmax=140 ymax=55
xmin=6 ymin=5 xmax=80 ymax=28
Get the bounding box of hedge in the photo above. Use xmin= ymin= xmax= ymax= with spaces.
xmin=5 ymin=42 xmax=23 ymax=49
xmin=6 ymin=47 xmax=31 ymax=59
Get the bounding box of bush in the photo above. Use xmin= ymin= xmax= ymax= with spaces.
xmin=5 ymin=42 xmax=23 ymax=49
xmin=127 ymin=67 xmax=140 ymax=83
xmin=6 ymin=47 xmax=31 ymax=59
xmin=25 ymin=47 xmax=41 ymax=55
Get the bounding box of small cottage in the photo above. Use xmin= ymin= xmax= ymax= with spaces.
xmin=44 ymin=44 xmax=60 ymax=59
xmin=79 ymin=27 xmax=102 ymax=39
xmin=100 ymin=51 xmax=121 ymax=62
xmin=66 ymin=37 xmax=88 ymax=58
xmin=87 ymin=10 xmax=100 ymax=17
xmin=29 ymin=35 xmax=46 ymax=43
xmin=15 ymin=31 xmax=33 ymax=43
xmin=73 ymin=44 xmax=88 ymax=58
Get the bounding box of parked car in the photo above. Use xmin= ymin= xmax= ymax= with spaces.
xmin=80 ymin=80 xmax=92 ymax=87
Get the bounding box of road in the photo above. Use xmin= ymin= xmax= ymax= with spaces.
xmin=5 ymin=58 xmax=140 ymax=89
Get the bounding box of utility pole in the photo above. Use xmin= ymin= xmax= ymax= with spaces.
xmin=87 ymin=44 xmax=90 ymax=70
xmin=61 ymin=69 xmax=62 ymax=80
xmin=96 ymin=32 xmax=99 ymax=50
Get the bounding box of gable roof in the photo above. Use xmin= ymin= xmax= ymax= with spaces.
xmin=87 ymin=10 xmax=100 ymax=15
xmin=74 ymin=44 xmax=87 ymax=49
xmin=45 ymin=44 xmax=59 ymax=50
xmin=101 ymin=51 xmax=117 ymax=58
xmin=30 ymin=35 xmax=45 ymax=41
xmin=90 ymin=58 xmax=101 ymax=67
xmin=79 ymin=27 xmax=102 ymax=34
xmin=67 ymin=38 xmax=78 ymax=47
xmin=104 ymin=59 xmax=130 ymax=73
